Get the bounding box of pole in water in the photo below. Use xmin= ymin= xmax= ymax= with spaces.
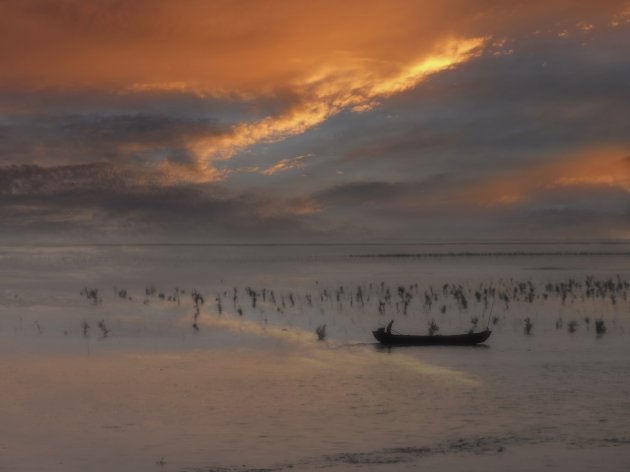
xmin=486 ymin=298 xmax=496 ymax=329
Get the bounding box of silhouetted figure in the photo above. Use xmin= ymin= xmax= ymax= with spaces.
xmin=386 ymin=320 xmax=394 ymax=334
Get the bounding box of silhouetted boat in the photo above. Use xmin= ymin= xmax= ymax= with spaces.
xmin=373 ymin=327 xmax=492 ymax=346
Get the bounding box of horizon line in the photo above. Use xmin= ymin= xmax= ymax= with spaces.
xmin=1 ymin=239 xmax=630 ymax=248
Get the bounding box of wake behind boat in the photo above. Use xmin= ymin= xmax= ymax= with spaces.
xmin=373 ymin=320 xmax=491 ymax=346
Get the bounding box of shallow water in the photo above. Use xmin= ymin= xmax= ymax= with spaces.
xmin=1 ymin=243 xmax=629 ymax=471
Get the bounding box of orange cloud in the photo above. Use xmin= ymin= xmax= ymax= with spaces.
xmin=462 ymin=148 xmax=630 ymax=208
xmin=258 ymin=197 xmax=323 ymax=218
xmin=262 ymin=154 xmax=312 ymax=176
xmin=1 ymin=1 xmax=625 ymax=183
xmin=190 ymin=36 xmax=486 ymax=175
xmin=612 ymin=4 xmax=630 ymax=26
xmin=0 ymin=1 xmax=493 ymax=182
xmin=0 ymin=1 xmax=465 ymax=92
xmin=3 ymin=1 xmax=622 ymax=93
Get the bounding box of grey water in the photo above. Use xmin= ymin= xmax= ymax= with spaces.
xmin=0 ymin=243 xmax=629 ymax=471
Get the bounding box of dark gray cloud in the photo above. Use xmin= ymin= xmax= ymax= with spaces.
xmin=0 ymin=163 xmax=324 ymax=242
xmin=0 ymin=113 xmax=223 ymax=167
xmin=310 ymin=179 xmax=630 ymax=241
xmin=0 ymin=85 xmax=302 ymax=120
xmin=0 ymin=162 xmax=129 ymax=196
xmin=315 ymin=177 xmax=453 ymax=210
xmin=0 ymin=159 xmax=627 ymax=243
xmin=483 ymin=186 xmax=630 ymax=239
xmin=317 ymin=181 xmax=406 ymax=206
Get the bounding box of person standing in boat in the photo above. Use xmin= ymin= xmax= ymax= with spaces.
xmin=386 ymin=320 xmax=394 ymax=334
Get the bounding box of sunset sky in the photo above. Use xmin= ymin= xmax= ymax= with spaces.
xmin=1 ymin=0 xmax=629 ymax=243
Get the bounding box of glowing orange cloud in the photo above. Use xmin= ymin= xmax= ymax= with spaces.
xmin=262 ymin=154 xmax=312 ymax=176
xmin=462 ymin=148 xmax=630 ymax=208
xmin=189 ymin=37 xmax=485 ymax=178
xmin=0 ymin=1 xmax=488 ymax=94
xmin=0 ymin=1 xmax=493 ymax=182
xmin=1 ymin=1 xmax=625 ymax=183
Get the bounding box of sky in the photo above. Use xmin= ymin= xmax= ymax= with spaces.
xmin=1 ymin=0 xmax=629 ymax=243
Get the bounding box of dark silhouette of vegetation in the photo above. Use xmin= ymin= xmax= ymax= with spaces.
xmin=80 ymin=287 xmax=101 ymax=305
xmin=469 ymin=316 xmax=479 ymax=333
xmin=97 ymin=320 xmax=110 ymax=338
xmin=428 ymin=320 xmax=439 ymax=336
xmin=315 ymin=324 xmax=327 ymax=341
xmin=191 ymin=289 xmax=205 ymax=332
xmin=65 ymin=272 xmax=627 ymax=344
xmin=595 ymin=319 xmax=606 ymax=336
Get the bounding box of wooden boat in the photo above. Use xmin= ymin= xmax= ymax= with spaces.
xmin=373 ymin=327 xmax=492 ymax=346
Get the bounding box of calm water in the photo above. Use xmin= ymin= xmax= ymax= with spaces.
xmin=1 ymin=243 xmax=629 ymax=471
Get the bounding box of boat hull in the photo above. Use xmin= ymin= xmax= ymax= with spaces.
xmin=373 ymin=329 xmax=491 ymax=346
